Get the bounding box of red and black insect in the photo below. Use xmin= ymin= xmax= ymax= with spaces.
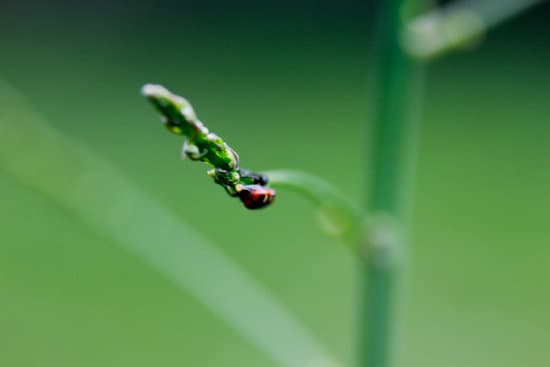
xmin=238 ymin=185 xmax=276 ymax=210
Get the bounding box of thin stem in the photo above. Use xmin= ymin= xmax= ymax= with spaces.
xmin=360 ymin=1 xmax=425 ymax=367
xmin=404 ymin=0 xmax=543 ymax=60
xmin=265 ymin=169 xmax=362 ymax=246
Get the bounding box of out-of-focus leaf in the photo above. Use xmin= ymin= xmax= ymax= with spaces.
xmin=0 ymin=82 xmax=339 ymax=367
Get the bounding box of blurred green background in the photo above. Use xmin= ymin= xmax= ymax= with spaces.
xmin=1 ymin=1 xmax=549 ymax=367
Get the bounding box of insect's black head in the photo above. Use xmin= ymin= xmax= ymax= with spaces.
xmin=238 ymin=185 xmax=276 ymax=210
xmin=238 ymin=169 xmax=269 ymax=186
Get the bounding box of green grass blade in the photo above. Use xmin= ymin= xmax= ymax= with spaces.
xmin=0 ymin=81 xmax=338 ymax=367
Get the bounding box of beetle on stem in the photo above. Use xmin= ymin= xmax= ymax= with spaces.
xmin=142 ymin=84 xmax=276 ymax=210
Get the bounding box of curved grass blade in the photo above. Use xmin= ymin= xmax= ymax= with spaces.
xmin=265 ymin=170 xmax=362 ymax=247
xmin=0 ymin=82 xmax=339 ymax=367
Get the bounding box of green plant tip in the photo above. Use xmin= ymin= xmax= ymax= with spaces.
xmin=142 ymin=83 xmax=276 ymax=210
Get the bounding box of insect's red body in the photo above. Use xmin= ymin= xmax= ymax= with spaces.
xmin=238 ymin=185 xmax=276 ymax=210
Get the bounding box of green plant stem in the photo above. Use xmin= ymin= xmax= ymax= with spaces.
xmin=265 ymin=169 xmax=362 ymax=245
xmin=360 ymin=1 xmax=425 ymax=367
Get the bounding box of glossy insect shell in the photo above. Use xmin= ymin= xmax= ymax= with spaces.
xmin=238 ymin=185 xmax=276 ymax=210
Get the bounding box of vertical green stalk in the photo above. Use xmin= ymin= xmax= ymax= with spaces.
xmin=360 ymin=1 xmax=425 ymax=367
